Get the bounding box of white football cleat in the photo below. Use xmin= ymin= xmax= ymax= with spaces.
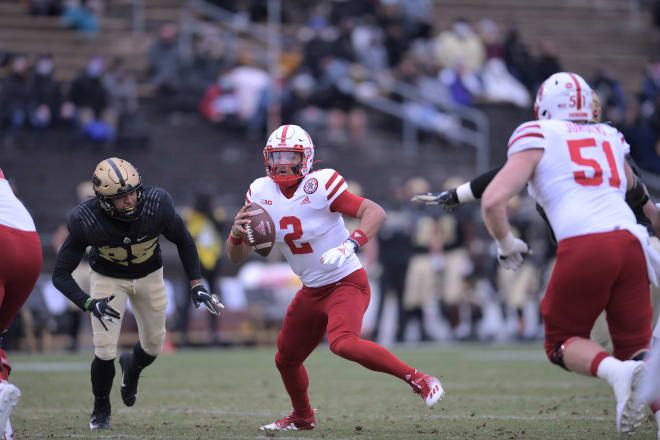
xmin=613 ymin=360 xmax=646 ymax=434
xmin=0 ymin=382 xmax=19 ymax=439
xmin=259 ymin=409 xmax=318 ymax=431
xmin=3 ymin=418 xmax=12 ymax=440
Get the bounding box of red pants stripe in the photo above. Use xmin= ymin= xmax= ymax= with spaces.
xmin=0 ymin=224 xmax=42 ymax=333
xmin=275 ymin=268 xmax=414 ymax=417
xmin=542 ymin=230 xmax=652 ymax=361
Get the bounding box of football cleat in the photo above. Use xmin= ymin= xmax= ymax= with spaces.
xmin=119 ymin=352 xmax=139 ymax=407
xmin=407 ymin=370 xmax=444 ymax=409
xmin=0 ymin=382 xmax=19 ymax=438
xmin=89 ymin=397 xmax=111 ymax=430
xmin=613 ymin=360 xmax=646 ymax=434
xmin=259 ymin=408 xmax=318 ymax=431
xmin=4 ymin=418 xmax=12 ymax=440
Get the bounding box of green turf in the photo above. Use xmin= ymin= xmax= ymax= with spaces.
xmin=9 ymin=343 xmax=657 ymax=439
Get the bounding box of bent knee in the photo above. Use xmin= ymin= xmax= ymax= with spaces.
xmin=141 ymin=329 xmax=165 ymax=356
xmin=95 ymin=345 xmax=117 ymax=360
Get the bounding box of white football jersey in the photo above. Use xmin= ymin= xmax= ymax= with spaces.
xmin=245 ymin=169 xmax=361 ymax=287
xmin=0 ymin=169 xmax=36 ymax=232
xmin=508 ymin=120 xmax=636 ymax=242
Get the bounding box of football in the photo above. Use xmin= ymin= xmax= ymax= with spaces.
xmin=244 ymin=203 xmax=275 ymax=257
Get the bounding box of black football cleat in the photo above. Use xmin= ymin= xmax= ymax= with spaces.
xmin=119 ymin=352 xmax=139 ymax=407
xmin=90 ymin=398 xmax=111 ymax=430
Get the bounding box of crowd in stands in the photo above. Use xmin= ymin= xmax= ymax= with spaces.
xmin=2 ymin=0 xmax=660 ymax=349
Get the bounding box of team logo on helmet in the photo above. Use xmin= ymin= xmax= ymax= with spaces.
xmin=304 ymin=178 xmax=318 ymax=194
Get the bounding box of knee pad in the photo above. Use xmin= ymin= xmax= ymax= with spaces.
xmin=141 ymin=329 xmax=165 ymax=357
xmin=95 ymin=345 xmax=117 ymax=361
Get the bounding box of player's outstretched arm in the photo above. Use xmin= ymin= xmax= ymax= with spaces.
xmin=227 ymin=204 xmax=251 ymax=263
xmin=411 ymin=166 xmax=502 ymax=211
xmin=482 ymin=151 xmax=540 ymax=270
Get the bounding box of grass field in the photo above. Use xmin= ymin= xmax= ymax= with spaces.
xmin=9 ymin=343 xmax=658 ymax=439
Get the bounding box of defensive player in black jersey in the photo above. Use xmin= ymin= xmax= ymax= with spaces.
xmin=52 ymin=157 xmax=224 ymax=430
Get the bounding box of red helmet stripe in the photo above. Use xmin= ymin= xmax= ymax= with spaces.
xmin=0 ymin=168 xmax=4 ymax=179
xmin=325 ymin=171 xmax=340 ymax=189
xmin=567 ymin=73 xmax=582 ymax=110
xmin=278 ymin=125 xmax=290 ymax=146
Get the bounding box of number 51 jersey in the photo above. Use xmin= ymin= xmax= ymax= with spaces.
xmin=245 ymin=169 xmax=362 ymax=288
xmin=508 ymin=119 xmax=636 ymax=242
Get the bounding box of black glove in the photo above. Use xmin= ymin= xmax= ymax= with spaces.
xmin=411 ymin=189 xmax=459 ymax=212
xmin=191 ymin=284 xmax=224 ymax=316
xmin=85 ymin=295 xmax=121 ymax=331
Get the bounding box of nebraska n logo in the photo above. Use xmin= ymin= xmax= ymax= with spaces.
xmin=301 ymin=196 xmax=311 ymax=205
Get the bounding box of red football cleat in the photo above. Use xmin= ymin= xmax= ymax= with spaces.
xmin=407 ymin=370 xmax=444 ymax=408
xmin=259 ymin=408 xmax=318 ymax=431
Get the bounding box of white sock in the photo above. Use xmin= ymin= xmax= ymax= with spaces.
xmin=596 ymin=356 xmax=621 ymax=384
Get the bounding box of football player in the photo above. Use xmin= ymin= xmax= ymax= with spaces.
xmin=0 ymin=168 xmax=42 ymax=439
xmin=52 ymin=158 xmax=223 ymax=430
xmin=480 ymin=72 xmax=653 ymax=434
xmin=227 ymin=125 xmax=444 ymax=431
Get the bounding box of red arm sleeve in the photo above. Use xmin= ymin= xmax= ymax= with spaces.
xmin=330 ymin=190 xmax=364 ymax=217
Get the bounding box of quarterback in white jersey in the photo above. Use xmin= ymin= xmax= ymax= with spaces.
xmin=244 ymin=168 xmax=362 ymax=287
xmin=227 ymin=125 xmax=444 ymax=432
xmin=482 ymin=73 xmax=653 ymax=435
xmin=0 ymin=168 xmax=42 ymax=439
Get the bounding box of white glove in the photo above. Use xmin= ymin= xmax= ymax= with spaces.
xmin=495 ymin=231 xmax=531 ymax=271
xmin=320 ymin=240 xmax=357 ymax=268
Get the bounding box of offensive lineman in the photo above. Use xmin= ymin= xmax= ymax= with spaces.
xmin=52 ymin=158 xmax=223 ymax=430
xmin=227 ymin=125 xmax=443 ymax=431
xmin=0 ymin=168 xmax=42 ymax=439
xmin=479 ymin=72 xmax=654 ymax=434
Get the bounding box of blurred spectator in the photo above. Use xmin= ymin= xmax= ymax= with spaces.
xmin=477 ymin=19 xmax=505 ymax=61
xmin=27 ymin=54 xmax=75 ymax=130
xmin=30 ymin=0 xmax=63 ymax=16
xmin=148 ymin=23 xmax=186 ymax=112
xmin=620 ymin=98 xmax=660 ymax=174
xmin=533 ymin=39 xmax=562 ymax=90
xmin=351 ymin=16 xmax=388 ymax=73
xmin=378 ymin=2 xmax=411 ymax=68
xmin=439 ymin=61 xmax=482 ymax=107
xmin=69 ymin=56 xmax=114 ymax=143
xmin=61 ymin=0 xmax=100 ymax=36
xmin=591 ymin=62 xmax=626 ymax=123
xmin=481 ymin=58 xmax=531 ymax=107
xmin=103 ymin=57 xmax=148 ymax=146
xmin=503 ymin=23 xmax=535 ymax=91
xmin=642 ymin=58 xmax=660 ymax=107
xmin=433 ymin=18 xmax=485 ymax=74
xmin=178 ymin=191 xmax=227 ymax=346
xmin=0 ymin=55 xmax=32 ymax=145
xmin=198 ymin=69 xmax=242 ymax=130
xmin=226 ymin=55 xmax=269 ymax=133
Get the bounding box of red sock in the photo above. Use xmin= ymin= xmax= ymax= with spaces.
xmin=275 ymin=353 xmax=313 ymax=419
xmin=331 ymin=337 xmax=415 ymax=380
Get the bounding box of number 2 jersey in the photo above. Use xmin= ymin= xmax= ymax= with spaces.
xmin=508 ymin=119 xmax=638 ymax=243
xmin=52 ymin=186 xmax=201 ymax=310
xmin=245 ymin=169 xmax=362 ymax=288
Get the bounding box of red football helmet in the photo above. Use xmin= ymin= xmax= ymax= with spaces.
xmin=264 ymin=124 xmax=315 ymax=186
xmin=534 ymin=72 xmax=593 ymax=123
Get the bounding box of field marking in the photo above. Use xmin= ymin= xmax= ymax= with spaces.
xmin=17 ymin=407 xmax=613 ymax=420
xmin=13 ymin=362 xmax=88 ymax=372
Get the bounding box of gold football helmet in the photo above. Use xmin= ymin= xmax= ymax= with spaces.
xmin=92 ymin=157 xmax=144 ymax=221
xmin=591 ymin=90 xmax=602 ymax=123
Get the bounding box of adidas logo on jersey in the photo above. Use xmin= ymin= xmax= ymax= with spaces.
xmin=301 ymin=196 xmax=311 ymax=205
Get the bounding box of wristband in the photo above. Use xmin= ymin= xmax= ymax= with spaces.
xmin=349 ymin=229 xmax=368 ymax=248
xmin=84 ymin=297 xmax=93 ymax=310
xmin=456 ymin=182 xmax=475 ymax=203
xmin=229 ymin=231 xmax=244 ymax=245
